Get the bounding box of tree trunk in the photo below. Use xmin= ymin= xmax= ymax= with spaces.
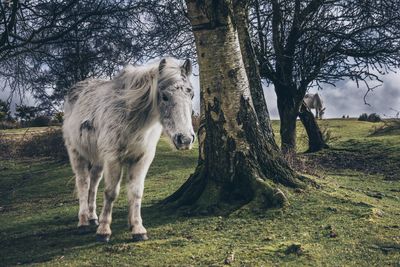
xmin=163 ymin=0 xmax=304 ymax=214
xmin=276 ymin=88 xmax=298 ymax=154
xmin=233 ymin=0 xmax=276 ymax=147
xmin=298 ymin=102 xmax=329 ymax=152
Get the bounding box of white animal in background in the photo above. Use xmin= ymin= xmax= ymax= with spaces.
xmin=304 ymin=93 xmax=326 ymax=119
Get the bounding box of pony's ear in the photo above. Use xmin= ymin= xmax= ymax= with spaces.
xmin=321 ymin=107 xmax=326 ymax=111
xmin=181 ymin=59 xmax=192 ymax=76
xmin=159 ymin=58 xmax=167 ymax=73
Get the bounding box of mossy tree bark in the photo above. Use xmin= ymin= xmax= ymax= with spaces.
xmin=299 ymin=103 xmax=329 ymax=153
xmin=163 ymin=0 xmax=304 ymax=214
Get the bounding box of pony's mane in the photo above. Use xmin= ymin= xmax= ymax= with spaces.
xmin=64 ymin=57 xmax=184 ymax=134
xmin=114 ymin=57 xmax=183 ymax=128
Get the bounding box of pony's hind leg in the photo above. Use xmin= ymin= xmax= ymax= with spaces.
xmin=88 ymin=165 xmax=103 ymax=226
xmin=68 ymin=148 xmax=91 ymax=233
xmin=96 ymin=160 xmax=122 ymax=242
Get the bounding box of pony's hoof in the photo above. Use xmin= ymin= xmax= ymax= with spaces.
xmin=77 ymin=225 xmax=91 ymax=235
xmin=132 ymin=233 xmax=148 ymax=242
xmin=96 ymin=234 xmax=111 ymax=243
xmin=89 ymin=219 xmax=99 ymax=226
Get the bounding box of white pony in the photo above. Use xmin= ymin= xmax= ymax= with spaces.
xmin=304 ymin=93 xmax=326 ymax=119
xmin=63 ymin=58 xmax=195 ymax=242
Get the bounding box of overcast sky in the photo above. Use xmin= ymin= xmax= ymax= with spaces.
xmin=0 ymin=89 xmax=35 ymax=114
xmin=2 ymin=68 xmax=399 ymax=119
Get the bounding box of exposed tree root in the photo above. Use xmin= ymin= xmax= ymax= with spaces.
xmin=161 ymin=159 xmax=302 ymax=215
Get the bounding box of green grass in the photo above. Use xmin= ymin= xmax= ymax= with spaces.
xmin=0 ymin=120 xmax=399 ymax=266
xmin=0 ymin=126 xmax=60 ymax=141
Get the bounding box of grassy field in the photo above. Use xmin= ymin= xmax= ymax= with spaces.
xmin=0 ymin=119 xmax=399 ymax=266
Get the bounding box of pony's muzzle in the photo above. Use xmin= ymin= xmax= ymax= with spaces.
xmin=173 ymin=133 xmax=195 ymax=150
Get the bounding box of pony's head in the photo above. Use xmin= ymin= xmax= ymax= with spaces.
xmin=157 ymin=58 xmax=195 ymax=150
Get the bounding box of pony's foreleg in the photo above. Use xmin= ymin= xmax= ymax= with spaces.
xmin=127 ymin=151 xmax=155 ymax=242
xmin=96 ymin=160 xmax=122 ymax=242
xmin=87 ymin=165 xmax=103 ymax=226
xmin=69 ymin=149 xmax=91 ymax=232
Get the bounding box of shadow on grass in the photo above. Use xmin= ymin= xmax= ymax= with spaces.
xmin=0 ymin=202 xmax=199 ymax=266
xmin=0 ymin=215 xmax=99 ymax=265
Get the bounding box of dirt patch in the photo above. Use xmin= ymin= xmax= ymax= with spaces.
xmin=370 ymin=119 xmax=400 ymax=136
xmin=304 ymin=146 xmax=399 ymax=181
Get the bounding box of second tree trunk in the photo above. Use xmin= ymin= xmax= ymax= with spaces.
xmin=299 ymin=103 xmax=329 ymax=152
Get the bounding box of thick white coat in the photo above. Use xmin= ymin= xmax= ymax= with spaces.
xmin=62 ymin=58 xmax=194 ymax=241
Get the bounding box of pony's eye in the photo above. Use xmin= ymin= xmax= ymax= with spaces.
xmin=186 ymin=88 xmax=192 ymax=93
xmin=162 ymin=93 xmax=169 ymax=102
